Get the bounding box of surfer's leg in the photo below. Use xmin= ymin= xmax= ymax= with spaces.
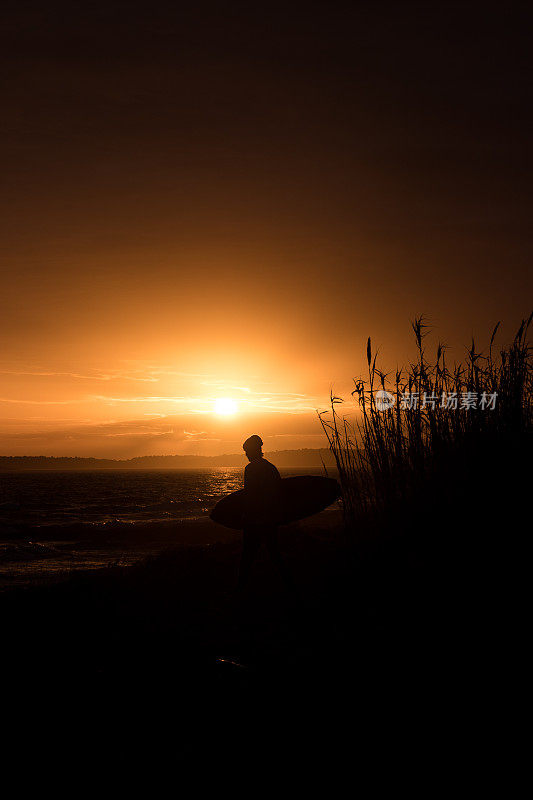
xmin=265 ymin=527 xmax=294 ymax=592
xmin=237 ymin=527 xmax=261 ymax=592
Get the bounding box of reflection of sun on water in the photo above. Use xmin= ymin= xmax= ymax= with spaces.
xmin=214 ymin=398 xmax=238 ymax=416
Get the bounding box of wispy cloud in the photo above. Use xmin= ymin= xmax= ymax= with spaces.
xmin=105 ymin=428 xmax=174 ymax=437
xmin=0 ymin=397 xmax=81 ymax=405
xmin=0 ymin=369 xmax=158 ymax=382
xmin=92 ymin=393 xmax=319 ymax=413
xmin=92 ymin=395 xmax=201 ymax=404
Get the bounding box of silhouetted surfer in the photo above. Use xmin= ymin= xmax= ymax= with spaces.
xmin=237 ymin=435 xmax=292 ymax=593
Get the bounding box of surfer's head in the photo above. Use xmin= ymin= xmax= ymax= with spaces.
xmin=243 ymin=434 xmax=263 ymax=461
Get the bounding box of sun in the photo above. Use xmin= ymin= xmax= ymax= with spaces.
xmin=214 ymin=398 xmax=238 ymax=416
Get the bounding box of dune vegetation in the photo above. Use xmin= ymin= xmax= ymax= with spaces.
xmin=320 ymin=315 xmax=532 ymax=532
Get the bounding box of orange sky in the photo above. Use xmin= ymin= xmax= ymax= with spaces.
xmin=1 ymin=3 xmax=531 ymax=457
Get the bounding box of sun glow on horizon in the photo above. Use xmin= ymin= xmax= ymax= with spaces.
xmin=214 ymin=397 xmax=238 ymax=416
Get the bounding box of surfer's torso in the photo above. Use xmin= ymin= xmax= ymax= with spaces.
xmin=243 ymin=457 xmax=281 ymax=525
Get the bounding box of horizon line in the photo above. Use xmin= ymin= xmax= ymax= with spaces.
xmin=0 ymin=447 xmax=334 ymax=461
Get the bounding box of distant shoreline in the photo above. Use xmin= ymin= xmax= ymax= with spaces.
xmin=0 ymin=448 xmax=336 ymax=471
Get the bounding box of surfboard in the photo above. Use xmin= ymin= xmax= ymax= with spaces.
xmin=209 ymin=475 xmax=340 ymax=530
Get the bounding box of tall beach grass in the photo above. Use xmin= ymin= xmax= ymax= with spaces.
xmin=320 ymin=314 xmax=532 ymax=531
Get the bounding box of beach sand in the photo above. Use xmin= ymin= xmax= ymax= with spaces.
xmin=0 ymin=499 xmax=502 ymax=732
xmin=0 ymin=510 xmax=342 ymax=587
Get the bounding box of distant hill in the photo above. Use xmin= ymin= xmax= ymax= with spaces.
xmin=0 ymin=449 xmax=337 ymax=471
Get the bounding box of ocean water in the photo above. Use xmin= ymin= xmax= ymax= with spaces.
xmin=0 ymin=468 xmax=242 ymax=530
xmin=0 ymin=468 xmax=337 ymax=582
xmin=0 ymin=467 xmax=329 ymax=530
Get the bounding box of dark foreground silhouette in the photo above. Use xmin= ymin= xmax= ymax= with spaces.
xmin=231 ymin=435 xmax=338 ymax=594
xmin=237 ymin=434 xmax=290 ymax=593
xmin=0 ymin=432 xmax=527 ymax=725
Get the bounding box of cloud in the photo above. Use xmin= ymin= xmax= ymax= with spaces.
xmin=0 ymin=406 xmax=329 ymax=456
xmin=92 ymin=391 xmax=320 ymax=414
xmin=0 ymin=397 xmax=82 ymax=405
xmin=92 ymin=395 xmax=202 ymax=404
xmin=105 ymin=428 xmax=174 ymax=437
xmin=0 ymin=369 xmax=158 ymax=382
